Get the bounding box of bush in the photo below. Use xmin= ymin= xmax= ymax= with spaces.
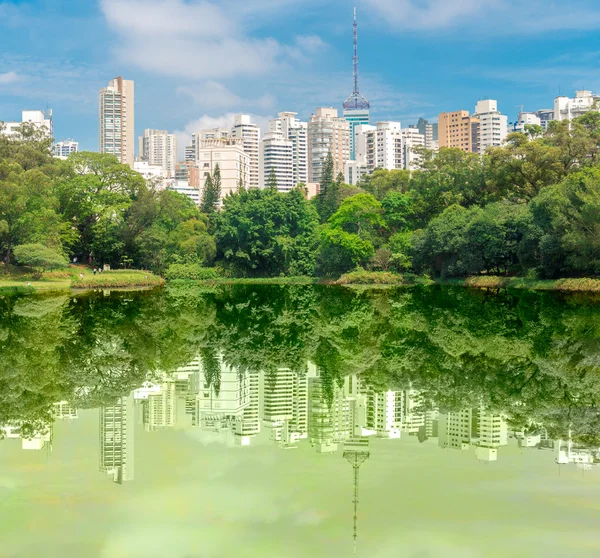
xmin=336 ymin=268 xmax=404 ymax=285
xmin=13 ymin=244 xmax=68 ymax=278
xmin=164 ymin=263 xmax=220 ymax=281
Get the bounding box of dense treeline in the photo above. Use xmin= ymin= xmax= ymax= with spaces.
xmin=3 ymin=114 xmax=600 ymax=279
xmin=2 ymin=285 xmax=600 ymax=445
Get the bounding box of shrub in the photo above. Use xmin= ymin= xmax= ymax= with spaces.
xmin=164 ymin=263 xmax=220 ymax=281
xmin=336 ymin=268 xmax=404 ymax=285
xmin=13 ymin=244 xmax=68 ymax=278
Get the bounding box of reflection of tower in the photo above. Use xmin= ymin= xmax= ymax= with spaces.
xmin=100 ymin=394 xmax=134 ymax=483
xmin=343 ymin=437 xmax=370 ymax=555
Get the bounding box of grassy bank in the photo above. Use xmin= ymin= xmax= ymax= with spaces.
xmin=0 ymin=266 xmax=163 ymax=291
xmin=336 ymin=271 xmax=600 ymax=293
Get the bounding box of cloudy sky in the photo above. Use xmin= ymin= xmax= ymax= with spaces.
xmin=1 ymin=0 xmax=600 ymax=152
xmin=1 ymin=410 xmax=600 ymax=557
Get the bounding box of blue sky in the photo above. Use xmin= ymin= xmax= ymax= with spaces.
xmin=2 ymin=0 xmax=600 ymax=153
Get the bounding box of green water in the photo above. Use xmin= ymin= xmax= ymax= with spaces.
xmin=1 ymin=284 xmax=599 ymax=557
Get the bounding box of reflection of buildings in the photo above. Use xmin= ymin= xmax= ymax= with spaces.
xmin=438 ymin=407 xmax=508 ymax=461
xmin=53 ymin=402 xmax=78 ymax=420
xmin=3 ymin=423 xmax=52 ymax=450
xmin=143 ymin=382 xmax=176 ymax=431
xmin=100 ymin=394 xmax=134 ymax=483
xmin=262 ymin=367 xmax=313 ymax=447
xmin=308 ymin=372 xmax=359 ymax=453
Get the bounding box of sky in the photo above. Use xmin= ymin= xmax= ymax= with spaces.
xmin=1 ymin=0 xmax=600 ymax=154
xmin=1 ymin=410 xmax=600 ymax=557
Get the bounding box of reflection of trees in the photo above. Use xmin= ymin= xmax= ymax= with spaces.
xmin=2 ymin=283 xmax=600 ymax=445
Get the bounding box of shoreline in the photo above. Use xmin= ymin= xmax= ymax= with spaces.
xmin=4 ymin=273 xmax=600 ymax=295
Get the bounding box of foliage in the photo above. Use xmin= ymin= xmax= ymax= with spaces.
xmin=164 ymin=263 xmax=221 ymax=281
xmin=214 ymin=187 xmax=319 ymax=277
xmin=13 ymin=243 xmax=68 ymax=277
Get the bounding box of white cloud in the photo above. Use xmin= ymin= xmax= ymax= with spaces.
xmin=100 ymin=0 xmax=323 ymax=79
xmin=362 ymin=0 xmax=600 ymax=32
xmin=176 ymin=81 xmax=275 ymax=112
xmin=0 ymin=71 xmax=21 ymax=84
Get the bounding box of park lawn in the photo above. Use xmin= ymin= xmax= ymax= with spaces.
xmin=0 ymin=265 xmax=163 ymax=291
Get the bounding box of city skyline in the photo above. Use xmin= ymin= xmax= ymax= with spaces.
xmin=2 ymin=1 xmax=600 ymax=153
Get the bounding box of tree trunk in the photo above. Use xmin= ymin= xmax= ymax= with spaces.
xmin=4 ymin=245 xmax=10 ymax=275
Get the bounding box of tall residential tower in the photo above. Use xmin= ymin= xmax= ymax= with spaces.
xmin=99 ymin=77 xmax=135 ymax=167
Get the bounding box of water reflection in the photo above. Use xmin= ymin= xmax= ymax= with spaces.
xmin=1 ymin=285 xmax=600 ymax=556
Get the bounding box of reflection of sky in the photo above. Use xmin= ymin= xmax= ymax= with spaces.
xmin=1 ymin=411 xmax=599 ymax=558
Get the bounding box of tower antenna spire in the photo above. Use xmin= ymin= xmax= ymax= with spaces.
xmin=343 ymin=7 xmax=370 ymax=111
xmin=353 ymin=6 xmax=359 ymax=95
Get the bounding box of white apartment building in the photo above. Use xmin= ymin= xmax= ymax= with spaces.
xmin=99 ymin=76 xmax=135 ymax=167
xmin=168 ymin=181 xmax=201 ymax=206
xmin=3 ymin=422 xmax=52 ymax=450
xmin=100 ymin=394 xmax=135 ymax=483
xmin=138 ymin=129 xmax=177 ymax=177
xmin=259 ymin=131 xmax=294 ymax=192
xmin=231 ymin=115 xmax=260 ymax=188
xmin=514 ymin=111 xmax=541 ymax=133
xmin=554 ymin=90 xmax=600 ymax=122
xmin=134 ymin=160 xmax=169 ymax=186
xmin=473 ymin=99 xmax=508 ymax=153
xmin=1 ymin=109 xmax=53 ymax=138
xmin=364 ymin=121 xmax=404 ymax=174
xmin=53 ymin=139 xmax=78 ymax=159
xmin=308 ymin=107 xmax=351 ymax=183
xmin=197 ymin=138 xmax=250 ymax=200
xmin=269 ymin=111 xmax=308 ymax=186
xmin=401 ymin=128 xmax=426 ymax=170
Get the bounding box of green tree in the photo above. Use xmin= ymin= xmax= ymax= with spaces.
xmin=212 ymin=164 xmax=222 ymax=203
xmin=524 ymin=167 xmax=600 ymax=277
xmin=215 ymin=188 xmax=319 ymax=277
xmin=201 ymin=173 xmax=216 ymax=215
xmin=266 ymin=168 xmax=278 ymax=191
xmin=316 ymin=151 xmax=335 ymax=222
xmin=360 ymin=168 xmax=411 ymax=200
xmin=13 ymin=243 xmax=68 ymax=278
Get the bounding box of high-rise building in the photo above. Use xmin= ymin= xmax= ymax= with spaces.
xmin=138 ymin=129 xmax=177 ymax=177
xmin=413 ymin=117 xmax=438 ymax=150
xmin=438 ymin=110 xmax=480 ymax=153
xmin=344 ymin=123 xmax=374 ymax=185
xmin=269 ymin=111 xmax=308 ymax=186
xmin=197 ymin=137 xmax=250 ymax=200
xmin=99 ymin=76 xmax=135 ymax=167
xmin=473 ymin=99 xmax=508 ymax=153
xmin=308 ymin=107 xmax=350 ymax=183
xmin=342 ymin=8 xmax=370 ymax=160
xmin=259 ymin=132 xmax=293 ymax=192
xmin=401 ymin=128 xmax=426 ymax=170
xmin=364 ymin=121 xmax=404 ymax=173
xmin=99 ymin=394 xmax=135 ymax=483
xmin=554 ymin=90 xmax=600 ymax=122
xmin=231 ymin=115 xmax=260 ymax=188
xmin=53 ymin=139 xmax=78 ymax=159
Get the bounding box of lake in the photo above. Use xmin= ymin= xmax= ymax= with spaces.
xmin=1 ymin=284 xmax=599 ymax=557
